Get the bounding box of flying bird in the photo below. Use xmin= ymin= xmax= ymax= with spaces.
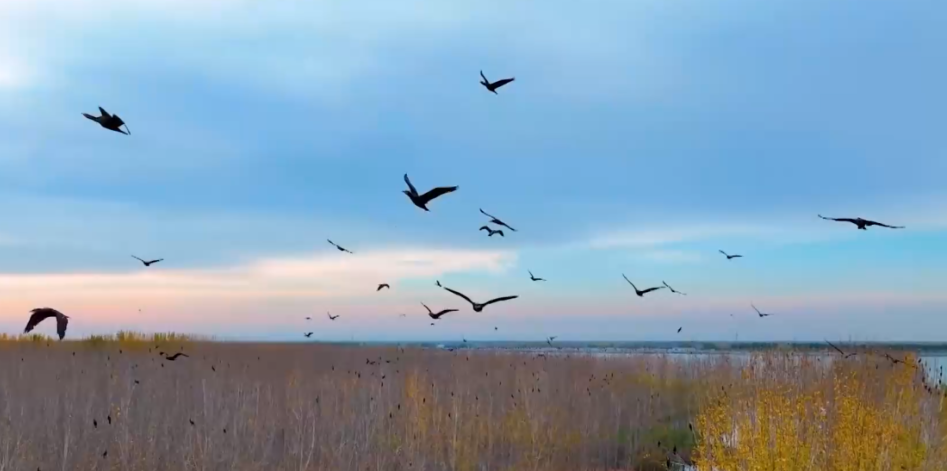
xmin=825 ymin=340 xmax=857 ymax=359
xmin=162 ymin=353 xmax=189 ymax=361
xmin=479 ymin=226 xmax=504 ymax=237
xmin=718 ymin=250 xmax=742 ymax=260
xmin=131 ymin=255 xmax=163 ymax=267
xmin=441 ymin=286 xmax=518 ymax=312
xmin=328 ymin=312 xmax=340 ymax=321
xmin=677 ymin=327 xmax=683 ymax=333
xmin=421 ymin=302 xmax=458 ymax=320
xmin=546 ymin=336 xmax=557 ymax=346
xmin=304 ymin=332 xmax=314 ymax=338
xmin=479 ymin=70 xmax=515 ymax=94
xmin=402 ymin=174 xmax=457 ymax=211
xmin=621 ymin=274 xmax=665 ymax=297
xmin=377 ymin=283 xmax=390 ymax=291
xmin=751 ymin=304 xmax=774 ymax=318
xmin=662 ymin=281 xmax=686 ymax=296
xmin=83 ymin=107 xmax=130 ymax=135
xmin=528 ymin=270 xmax=546 ymax=282
xmin=327 ymin=239 xmax=354 ymax=254
xmin=305 ymin=317 xmax=311 ymax=320
xmin=817 ymin=214 xmax=904 ymax=230
xmin=436 ymin=280 xmax=442 ymax=287
xmin=24 ymin=308 xmax=70 ymax=340
xmin=479 ymin=208 xmax=516 ymax=232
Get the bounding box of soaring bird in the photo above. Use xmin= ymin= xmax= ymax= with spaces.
xmin=751 ymin=304 xmax=774 ymax=318
xmin=304 ymin=332 xmax=314 ymax=338
xmin=621 ymin=274 xmax=665 ymax=297
xmin=817 ymin=214 xmax=904 ymax=230
xmin=402 ymin=174 xmax=457 ymax=211
xmin=441 ymin=286 xmax=518 ymax=312
xmin=718 ymin=250 xmax=743 ymax=260
xmin=24 ymin=308 xmax=70 ymax=340
xmin=83 ymin=107 xmax=130 ymax=135
xmin=479 ymin=208 xmax=516 ymax=232
xmin=825 ymin=340 xmax=857 ymax=359
xmin=327 ymin=312 xmax=340 ymax=321
xmin=546 ymin=336 xmax=557 ymax=346
xmin=377 ymin=283 xmax=390 ymax=291
xmin=528 ymin=270 xmax=546 ymax=282
xmin=327 ymin=240 xmax=354 ymax=254
xmin=662 ymin=281 xmax=686 ymax=296
xmin=305 ymin=317 xmax=311 ymax=320
xmin=162 ymin=352 xmax=189 ymax=361
xmin=479 ymin=226 xmax=504 ymax=237
xmin=479 ymin=70 xmax=515 ymax=94
xmin=131 ymin=255 xmax=163 ymax=267
xmin=677 ymin=327 xmax=683 ymax=333
xmin=421 ymin=302 xmax=458 ymax=320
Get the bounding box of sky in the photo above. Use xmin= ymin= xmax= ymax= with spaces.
xmin=0 ymin=0 xmax=944 ymax=342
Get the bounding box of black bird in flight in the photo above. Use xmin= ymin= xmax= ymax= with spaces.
xmin=621 ymin=274 xmax=665 ymax=297
xmin=162 ymin=352 xmax=189 ymax=361
xmin=479 ymin=208 xmax=516 ymax=232
xmin=825 ymin=340 xmax=857 ymax=359
xmin=305 ymin=316 xmax=311 ymax=320
xmin=719 ymin=250 xmax=742 ymax=260
xmin=677 ymin=327 xmax=683 ymax=333
xmin=304 ymin=332 xmax=314 ymax=338
xmin=441 ymin=285 xmax=518 ymax=312
xmin=327 ymin=312 xmax=340 ymax=321
xmin=327 ymin=239 xmax=354 ymax=254
xmin=402 ymin=174 xmax=457 ymax=211
xmin=479 ymin=226 xmax=504 ymax=237
xmin=131 ymin=255 xmax=163 ymax=267
xmin=436 ymin=280 xmax=442 ymax=287
xmin=479 ymin=70 xmax=515 ymax=94
xmin=83 ymin=106 xmax=130 ymax=135
xmin=377 ymin=283 xmax=390 ymax=291
xmin=751 ymin=304 xmax=774 ymax=318
xmin=421 ymin=302 xmax=458 ymax=320
xmin=546 ymin=336 xmax=557 ymax=346
xmin=528 ymin=270 xmax=546 ymax=282
xmin=24 ymin=307 xmax=70 ymax=340
xmin=818 ymin=214 xmax=904 ymax=230
xmin=662 ymin=281 xmax=686 ymax=296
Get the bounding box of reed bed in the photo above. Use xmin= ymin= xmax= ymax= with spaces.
xmin=0 ymin=336 xmax=943 ymax=471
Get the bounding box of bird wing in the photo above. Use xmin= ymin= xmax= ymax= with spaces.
xmin=528 ymin=270 xmax=534 ymax=278
xmin=443 ymin=287 xmax=475 ymax=306
xmin=550 ymin=336 xmax=557 ymax=341
xmin=24 ymin=308 xmax=56 ymax=333
xmin=150 ymin=259 xmax=164 ymax=264
xmin=494 ymin=230 xmax=504 ymax=237
xmin=662 ymin=281 xmax=672 ymax=290
xmin=818 ymin=214 xmax=856 ymax=224
xmin=751 ymin=304 xmax=762 ymax=315
xmin=403 ymin=174 xmax=418 ymax=196
xmin=479 ymin=70 xmax=489 ymax=83
xmin=479 ymin=208 xmax=497 ymax=220
xmin=825 ymin=340 xmax=846 ymax=356
xmin=479 ymin=226 xmax=490 ymax=231
xmin=863 ymin=219 xmax=904 ymax=228
xmin=420 ymin=302 xmax=433 ymax=314
xmin=481 ymin=295 xmax=518 ymax=307
xmin=640 ymin=286 xmax=664 ymax=294
xmin=436 ymin=309 xmax=458 ymax=317
xmin=418 ymin=186 xmax=458 ymax=203
xmin=131 ymin=255 xmax=146 ymax=263
xmin=621 ymin=274 xmax=636 ymax=290
xmin=327 ymin=239 xmax=337 ymax=248
xmin=98 ymin=107 xmax=111 ymax=118
xmin=493 ymin=78 xmax=514 ymax=88
xmin=56 ymin=314 xmax=69 ymax=340
xmin=731 ymin=254 xmax=743 ymax=258
xmin=718 ymin=250 xmax=728 ymax=256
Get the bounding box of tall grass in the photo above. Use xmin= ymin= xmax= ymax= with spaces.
xmin=0 ymin=336 xmax=942 ymax=470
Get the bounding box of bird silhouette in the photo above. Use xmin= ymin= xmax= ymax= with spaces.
xmin=677 ymin=327 xmax=683 ymax=333
xmin=621 ymin=274 xmax=665 ymax=297
xmin=818 ymin=214 xmax=904 ymax=230
xmin=436 ymin=280 xmax=442 ymax=287
xmin=24 ymin=308 xmax=70 ymax=340
xmin=441 ymin=286 xmax=518 ymax=312
xmin=479 ymin=208 xmax=516 ymax=231
xmin=131 ymin=255 xmax=163 ymax=267
xmin=479 ymin=70 xmax=515 ymax=94
xmin=83 ymin=107 xmax=130 ymax=135
xmin=825 ymin=340 xmax=857 ymax=359
xmin=327 ymin=240 xmax=354 ymax=253
xmin=751 ymin=304 xmax=774 ymax=317
xmin=327 ymin=312 xmax=340 ymax=321
xmin=402 ymin=174 xmax=457 ymax=211
xmin=162 ymin=352 xmax=189 ymax=361
xmin=528 ymin=270 xmax=546 ymax=282
xmin=305 ymin=316 xmax=311 ymax=320
xmin=377 ymin=283 xmax=390 ymax=291
xmin=546 ymin=336 xmax=557 ymax=346
xmin=718 ymin=250 xmax=743 ymax=260
xmin=662 ymin=281 xmax=686 ymax=295
xmin=479 ymin=226 xmax=504 ymax=237
xmin=304 ymin=332 xmax=314 ymax=338
xmin=421 ymin=302 xmax=458 ymax=320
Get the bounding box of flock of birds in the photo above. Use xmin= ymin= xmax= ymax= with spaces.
xmin=18 ymin=70 xmax=909 ymax=345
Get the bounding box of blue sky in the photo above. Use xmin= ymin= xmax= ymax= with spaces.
xmin=0 ymin=0 xmax=944 ymax=341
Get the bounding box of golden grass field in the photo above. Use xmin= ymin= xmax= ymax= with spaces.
xmin=0 ymin=333 xmax=945 ymax=471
